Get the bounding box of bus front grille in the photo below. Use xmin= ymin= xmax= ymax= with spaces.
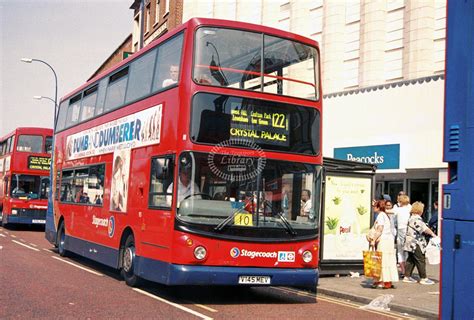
xmin=14 ymin=209 xmax=46 ymax=219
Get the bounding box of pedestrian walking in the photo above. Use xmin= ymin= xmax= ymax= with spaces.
xmin=370 ymin=200 xmax=399 ymax=289
xmin=428 ymin=201 xmax=439 ymax=235
xmin=391 ymin=194 xmax=411 ymax=276
xmin=403 ymin=201 xmax=438 ymax=285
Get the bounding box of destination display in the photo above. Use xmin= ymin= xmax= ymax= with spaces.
xmin=229 ymin=102 xmax=290 ymax=147
xmin=191 ymin=93 xmax=320 ymax=155
xmin=28 ymin=156 xmax=51 ymax=170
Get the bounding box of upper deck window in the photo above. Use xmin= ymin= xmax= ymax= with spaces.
xmin=16 ymin=135 xmax=43 ymax=153
xmin=0 ymin=141 xmax=5 ymax=156
xmin=56 ymin=101 xmax=68 ymax=132
xmin=66 ymin=94 xmax=82 ymax=127
xmin=0 ymin=137 xmax=12 ymax=155
xmin=193 ymin=27 xmax=319 ymax=101
xmin=54 ymin=32 xmax=184 ymax=133
xmin=45 ymin=136 xmax=53 ymax=154
xmin=152 ymin=33 xmax=184 ymax=91
xmin=94 ymin=79 xmax=108 ymax=116
xmin=5 ymin=136 xmax=15 ymax=154
xmin=80 ymin=85 xmax=98 ymax=122
xmin=125 ymin=49 xmax=156 ymax=104
xmin=104 ymin=67 xmax=129 ymax=113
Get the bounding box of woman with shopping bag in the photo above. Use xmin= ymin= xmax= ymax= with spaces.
xmin=367 ymin=200 xmax=399 ymax=289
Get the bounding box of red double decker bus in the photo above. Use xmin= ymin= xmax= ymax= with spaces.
xmin=0 ymin=127 xmax=53 ymax=226
xmin=46 ymin=18 xmax=322 ymax=288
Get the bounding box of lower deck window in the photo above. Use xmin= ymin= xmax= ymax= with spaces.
xmin=60 ymin=164 xmax=105 ymax=206
xmin=149 ymin=156 xmax=174 ymax=209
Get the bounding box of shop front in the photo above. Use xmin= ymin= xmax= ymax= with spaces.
xmin=324 ymin=76 xmax=447 ymax=224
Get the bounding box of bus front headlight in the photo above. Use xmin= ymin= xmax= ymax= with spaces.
xmin=12 ymin=209 xmax=18 ymax=215
xmin=194 ymin=246 xmax=207 ymax=260
xmin=302 ymin=250 xmax=312 ymax=263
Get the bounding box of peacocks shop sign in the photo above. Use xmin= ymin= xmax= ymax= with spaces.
xmin=334 ymin=144 xmax=400 ymax=169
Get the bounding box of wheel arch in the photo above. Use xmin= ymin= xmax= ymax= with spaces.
xmin=118 ymin=227 xmax=135 ymax=269
xmin=56 ymin=215 xmax=65 ymax=246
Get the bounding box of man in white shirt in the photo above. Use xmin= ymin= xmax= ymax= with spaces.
xmin=300 ymin=189 xmax=312 ymax=217
xmin=162 ymin=65 xmax=179 ymax=88
xmin=167 ymin=169 xmax=200 ymax=206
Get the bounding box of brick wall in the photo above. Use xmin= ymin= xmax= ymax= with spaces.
xmin=88 ymin=34 xmax=133 ymax=81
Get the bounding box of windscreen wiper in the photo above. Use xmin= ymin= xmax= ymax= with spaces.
xmin=263 ymin=200 xmax=297 ymax=236
xmin=214 ymin=208 xmax=243 ymax=231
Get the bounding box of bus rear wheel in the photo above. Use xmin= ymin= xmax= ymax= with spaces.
xmin=57 ymin=221 xmax=67 ymax=257
xmin=121 ymin=234 xmax=141 ymax=287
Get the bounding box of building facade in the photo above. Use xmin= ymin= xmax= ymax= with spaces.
xmin=130 ymin=0 xmax=183 ymax=51
xmin=89 ymin=35 xmax=133 ymax=81
xmin=128 ymin=0 xmax=447 ymax=220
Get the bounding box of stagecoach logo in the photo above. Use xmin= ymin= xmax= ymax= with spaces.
xmin=230 ymin=247 xmax=278 ymax=259
xmin=230 ymin=247 xmax=240 ymax=258
xmin=108 ymin=216 xmax=115 ymax=238
xmin=92 ymin=215 xmax=108 ymax=228
xmin=208 ymin=139 xmax=266 ymax=182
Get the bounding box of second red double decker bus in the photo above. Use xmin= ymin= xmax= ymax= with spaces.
xmin=1 ymin=127 xmax=52 ymax=226
xmin=46 ymin=18 xmax=322 ymax=288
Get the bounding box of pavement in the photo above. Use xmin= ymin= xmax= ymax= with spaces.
xmin=317 ymin=263 xmax=440 ymax=319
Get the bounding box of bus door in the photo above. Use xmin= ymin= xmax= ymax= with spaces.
xmin=138 ymin=154 xmax=175 ymax=258
xmin=1 ymin=175 xmax=9 ymax=214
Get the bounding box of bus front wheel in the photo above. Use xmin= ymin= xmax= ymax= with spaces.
xmin=57 ymin=221 xmax=67 ymax=257
xmin=121 ymin=234 xmax=141 ymax=287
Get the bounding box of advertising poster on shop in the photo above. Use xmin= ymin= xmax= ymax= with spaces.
xmin=110 ymin=149 xmax=131 ymax=213
xmin=322 ymin=174 xmax=372 ymax=260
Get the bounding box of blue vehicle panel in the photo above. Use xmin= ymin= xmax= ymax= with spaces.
xmin=442 ymin=1 xmax=474 ymax=318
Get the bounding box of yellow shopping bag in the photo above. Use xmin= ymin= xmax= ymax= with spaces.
xmin=363 ymin=249 xmax=382 ymax=279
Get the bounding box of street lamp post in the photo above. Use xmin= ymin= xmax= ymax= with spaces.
xmin=22 ymin=58 xmax=59 ymax=241
xmin=21 ymin=58 xmax=58 ymax=127
xmin=33 ymin=95 xmax=57 ymax=107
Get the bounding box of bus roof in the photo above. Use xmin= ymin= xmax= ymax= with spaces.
xmin=60 ymin=17 xmax=319 ymax=103
xmin=1 ymin=127 xmax=53 ymax=142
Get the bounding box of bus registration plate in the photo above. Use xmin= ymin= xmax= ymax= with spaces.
xmin=238 ymin=276 xmax=271 ymax=284
xmin=32 ymin=219 xmax=46 ymax=224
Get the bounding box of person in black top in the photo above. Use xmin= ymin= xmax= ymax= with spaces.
xmin=428 ymin=201 xmax=438 ymax=235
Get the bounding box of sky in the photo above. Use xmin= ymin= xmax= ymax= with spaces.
xmin=0 ymin=0 xmax=133 ymax=136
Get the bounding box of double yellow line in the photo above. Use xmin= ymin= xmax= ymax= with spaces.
xmin=271 ymin=287 xmax=415 ymax=320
